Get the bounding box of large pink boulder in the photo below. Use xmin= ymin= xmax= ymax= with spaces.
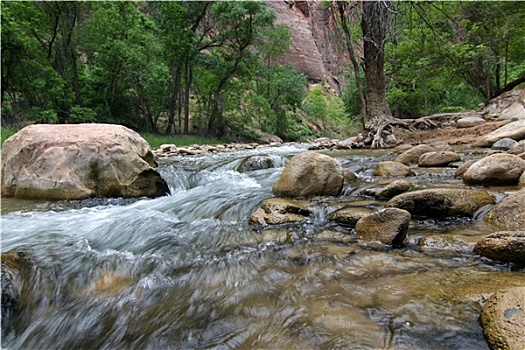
xmin=1 ymin=124 xmax=169 ymax=200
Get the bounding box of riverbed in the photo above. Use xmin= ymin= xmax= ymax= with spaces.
xmin=2 ymin=144 xmax=524 ymax=349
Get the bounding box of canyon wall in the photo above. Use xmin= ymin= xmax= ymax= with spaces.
xmin=267 ymin=0 xmax=349 ymax=94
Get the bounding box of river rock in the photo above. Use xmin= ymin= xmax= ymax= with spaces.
xmin=248 ymin=198 xmax=312 ymax=226
xmin=488 ymin=188 xmax=525 ymax=231
xmin=272 ymin=152 xmax=343 ymax=198
xmin=394 ymin=144 xmax=436 ymax=165
xmin=375 ymin=180 xmax=413 ymax=199
xmin=355 ymin=208 xmax=410 ymax=246
xmin=480 ymin=287 xmax=525 ymax=350
xmin=373 ymin=161 xmax=414 ymax=177
xmin=418 ymin=151 xmax=461 ymax=167
xmin=474 ymin=231 xmax=525 ymax=265
xmin=473 ymin=120 xmax=525 ymax=147
xmin=237 ymin=155 xmax=275 ymax=172
xmin=520 ymin=171 xmax=525 ymax=187
xmin=454 ymin=159 xmax=478 ymax=178
xmin=456 ymin=116 xmax=486 ymax=128
xmin=492 ymin=138 xmax=518 ymax=151
xmin=507 ymin=140 xmax=525 ymax=155
xmin=1 ymin=252 xmax=29 ymax=334
xmin=387 ymin=188 xmax=495 ymax=217
xmin=1 ymin=124 xmax=169 ymax=200
xmin=463 ymin=153 xmax=525 ymax=186
xmin=329 ymin=207 xmax=375 ymax=226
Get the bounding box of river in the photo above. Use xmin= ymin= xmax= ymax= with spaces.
xmin=2 ymin=144 xmax=524 ymax=349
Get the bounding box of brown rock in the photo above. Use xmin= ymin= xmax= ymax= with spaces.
xmin=474 ymin=231 xmax=525 ymax=265
xmin=373 ymin=161 xmax=415 ymax=177
xmin=480 ymin=287 xmax=525 ymax=350
xmin=355 ymin=208 xmax=410 ymax=246
xmin=248 ymin=198 xmax=312 ymax=226
xmin=463 ymin=153 xmax=525 ymax=186
xmin=418 ymin=151 xmax=461 ymax=167
xmin=1 ymin=124 xmax=169 ymax=200
xmin=387 ymin=188 xmax=495 ymax=217
xmin=394 ymin=144 xmax=436 ymax=165
xmin=488 ymin=188 xmax=525 ymax=231
xmin=375 ymin=180 xmax=413 ymax=199
xmin=272 ymin=152 xmax=343 ymax=198
xmin=454 ymin=159 xmax=478 ymax=178
xmin=474 ymin=120 xmax=525 ymax=147
xmin=329 ymin=207 xmax=374 ymax=226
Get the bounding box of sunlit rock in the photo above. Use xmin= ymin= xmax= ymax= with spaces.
xmin=1 ymin=124 xmax=169 ymax=200
xmin=272 ymin=152 xmax=343 ymax=198
xmin=473 ymin=120 xmax=525 ymax=147
xmin=454 ymin=159 xmax=478 ymax=178
xmin=487 ymin=188 xmax=525 ymax=231
xmin=480 ymin=287 xmax=525 ymax=350
xmin=418 ymin=151 xmax=461 ymax=167
xmin=373 ymin=161 xmax=414 ymax=177
xmin=355 ymin=208 xmax=410 ymax=247
xmin=248 ymin=198 xmax=312 ymax=226
xmin=387 ymin=188 xmax=495 ymax=217
xmin=463 ymin=153 xmax=525 ymax=186
xmin=474 ymin=231 xmax=525 ymax=265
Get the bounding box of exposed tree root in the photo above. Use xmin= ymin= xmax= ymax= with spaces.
xmin=363 ymin=112 xmax=480 ymax=148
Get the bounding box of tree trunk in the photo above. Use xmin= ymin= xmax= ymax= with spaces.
xmin=166 ymin=67 xmax=181 ymax=134
xmin=337 ymin=1 xmax=367 ymax=120
xmin=361 ymin=0 xmax=395 ymax=148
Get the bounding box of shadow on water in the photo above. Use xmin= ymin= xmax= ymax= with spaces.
xmin=2 ymin=144 xmax=524 ymax=349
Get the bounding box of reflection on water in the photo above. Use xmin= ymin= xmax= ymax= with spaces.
xmin=2 ymin=144 xmax=524 ymax=349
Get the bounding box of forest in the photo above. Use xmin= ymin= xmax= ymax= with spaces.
xmin=2 ymin=1 xmax=524 ymax=142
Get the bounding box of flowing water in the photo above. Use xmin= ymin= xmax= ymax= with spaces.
xmin=2 ymin=144 xmax=524 ymax=349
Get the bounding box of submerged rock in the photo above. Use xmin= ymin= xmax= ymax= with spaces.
xmin=272 ymin=152 xmax=343 ymax=198
xmin=488 ymin=188 xmax=525 ymax=231
xmin=474 ymin=231 xmax=525 ymax=265
xmin=387 ymin=188 xmax=495 ymax=217
xmin=463 ymin=153 xmax=525 ymax=186
xmin=1 ymin=124 xmax=169 ymax=200
xmin=355 ymin=208 xmax=410 ymax=246
xmin=480 ymin=287 xmax=525 ymax=350
xmin=237 ymin=155 xmax=275 ymax=172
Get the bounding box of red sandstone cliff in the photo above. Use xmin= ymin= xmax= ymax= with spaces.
xmin=267 ymin=0 xmax=348 ymax=94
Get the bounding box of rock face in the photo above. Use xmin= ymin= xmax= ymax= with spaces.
xmin=355 ymin=208 xmax=411 ymax=246
xmin=480 ymin=287 xmax=525 ymax=350
xmin=463 ymin=153 xmax=525 ymax=186
xmin=474 ymin=231 xmax=525 ymax=265
xmin=387 ymin=188 xmax=495 ymax=217
xmin=488 ymin=188 xmax=525 ymax=231
xmin=418 ymin=151 xmax=461 ymax=167
xmin=266 ymin=0 xmax=346 ymax=93
xmin=272 ymin=152 xmax=343 ymax=198
xmin=1 ymin=124 xmax=169 ymax=200
xmin=374 ymin=161 xmax=414 ymax=177
xmin=248 ymin=198 xmax=312 ymax=226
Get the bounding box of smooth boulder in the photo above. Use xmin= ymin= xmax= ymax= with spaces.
xmin=488 ymin=188 xmax=525 ymax=231
xmin=375 ymin=180 xmax=413 ymax=199
xmin=1 ymin=124 xmax=169 ymax=200
xmin=463 ymin=153 xmax=525 ymax=186
xmin=373 ymin=161 xmax=414 ymax=177
xmin=237 ymin=155 xmax=275 ymax=172
xmin=394 ymin=144 xmax=436 ymax=165
xmin=474 ymin=231 xmax=525 ymax=265
xmin=418 ymin=151 xmax=461 ymax=167
xmin=387 ymin=188 xmax=495 ymax=217
xmin=480 ymin=287 xmax=525 ymax=350
xmin=272 ymin=152 xmax=343 ymax=198
xmin=474 ymin=120 xmax=525 ymax=147
xmin=355 ymin=208 xmax=410 ymax=246
xmin=329 ymin=207 xmax=375 ymax=226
